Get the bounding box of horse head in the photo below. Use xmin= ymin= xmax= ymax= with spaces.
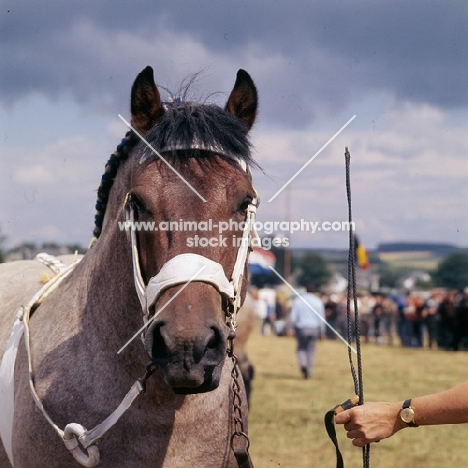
xmin=97 ymin=66 xmax=258 ymax=394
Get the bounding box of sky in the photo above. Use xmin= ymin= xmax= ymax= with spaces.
xmin=1 ymin=0 xmax=467 ymax=251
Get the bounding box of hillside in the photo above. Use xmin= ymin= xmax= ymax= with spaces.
xmin=290 ymin=242 xmax=468 ymax=279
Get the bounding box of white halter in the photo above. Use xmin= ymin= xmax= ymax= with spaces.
xmin=125 ymin=165 xmax=259 ymax=331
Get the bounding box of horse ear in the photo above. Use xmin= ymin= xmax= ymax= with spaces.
xmin=225 ymin=69 xmax=258 ymax=130
xmin=131 ymin=66 xmax=165 ymax=135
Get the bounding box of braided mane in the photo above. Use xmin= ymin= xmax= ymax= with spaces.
xmin=93 ymin=132 xmax=138 ymax=238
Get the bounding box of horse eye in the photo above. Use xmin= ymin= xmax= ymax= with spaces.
xmin=130 ymin=195 xmax=147 ymax=214
xmin=239 ymin=198 xmax=252 ymax=215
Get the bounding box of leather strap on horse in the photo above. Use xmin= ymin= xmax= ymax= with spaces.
xmin=234 ymin=450 xmax=254 ymax=468
xmin=324 ymin=396 xmax=359 ymax=468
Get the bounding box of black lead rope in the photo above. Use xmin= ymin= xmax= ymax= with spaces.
xmin=344 ymin=147 xmax=370 ymax=468
xmin=324 ymin=396 xmax=360 ymax=468
xmin=325 ymin=147 xmax=370 ymax=468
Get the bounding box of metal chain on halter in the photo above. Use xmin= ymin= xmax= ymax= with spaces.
xmin=344 ymin=147 xmax=370 ymax=468
xmin=227 ymin=340 xmax=254 ymax=468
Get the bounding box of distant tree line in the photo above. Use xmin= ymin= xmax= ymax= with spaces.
xmin=252 ymin=245 xmax=468 ymax=292
xmin=0 ymin=229 xmax=86 ymax=264
xmin=434 ymin=251 xmax=468 ymax=291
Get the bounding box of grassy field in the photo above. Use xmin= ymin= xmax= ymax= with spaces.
xmin=246 ymin=325 xmax=468 ymax=468
xmin=377 ymin=250 xmax=440 ymax=271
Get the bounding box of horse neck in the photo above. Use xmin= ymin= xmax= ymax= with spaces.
xmin=84 ymin=226 xmax=147 ymax=367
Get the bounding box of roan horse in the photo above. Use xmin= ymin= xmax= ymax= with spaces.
xmin=0 ymin=66 xmax=259 ymax=467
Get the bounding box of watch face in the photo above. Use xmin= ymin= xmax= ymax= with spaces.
xmin=401 ymin=407 xmax=415 ymax=423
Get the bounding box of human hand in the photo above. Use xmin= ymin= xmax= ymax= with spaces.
xmin=334 ymin=402 xmax=405 ymax=447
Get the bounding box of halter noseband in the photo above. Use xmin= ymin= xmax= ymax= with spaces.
xmin=124 ymin=160 xmax=259 ymax=332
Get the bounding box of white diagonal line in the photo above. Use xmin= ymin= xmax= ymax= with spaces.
xmin=268 ymin=115 xmax=356 ymax=202
xmin=268 ymin=266 xmax=357 ymax=354
xmin=117 ymin=266 xmax=206 ymax=354
xmin=118 ymin=114 xmax=207 ymax=202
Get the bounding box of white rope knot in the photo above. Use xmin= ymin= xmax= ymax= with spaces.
xmin=63 ymin=424 xmax=100 ymax=468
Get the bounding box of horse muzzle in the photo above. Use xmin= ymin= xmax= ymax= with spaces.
xmin=145 ymin=317 xmax=228 ymax=393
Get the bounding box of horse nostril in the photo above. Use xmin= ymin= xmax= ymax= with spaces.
xmin=199 ymin=326 xmax=225 ymax=365
xmin=147 ymin=322 xmax=170 ymax=365
xmin=206 ymin=327 xmax=221 ymax=350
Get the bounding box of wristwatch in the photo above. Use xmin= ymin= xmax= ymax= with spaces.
xmin=400 ymin=399 xmax=418 ymax=427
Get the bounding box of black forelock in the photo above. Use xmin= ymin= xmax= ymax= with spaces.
xmin=140 ymin=102 xmax=255 ymax=166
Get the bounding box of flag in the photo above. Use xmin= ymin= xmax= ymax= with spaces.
xmin=354 ymin=236 xmax=369 ymax=270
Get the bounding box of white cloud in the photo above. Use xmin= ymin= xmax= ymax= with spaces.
xmin=9 ymin=136 xmax=104 ymax=190
xmin=1 ymin=132 xmax=110 ymax=247
xmin=251 ymin=100 xmax=468 ymax=249
xmin=14 ymin=164 xmax=56 ymax=185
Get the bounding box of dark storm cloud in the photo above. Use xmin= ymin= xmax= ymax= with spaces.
xmin=1 ymin=0 xmax=467 ymax=127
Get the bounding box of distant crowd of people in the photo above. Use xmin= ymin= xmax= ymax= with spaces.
xmin=252 ymin=286 xmax=468 ymax=351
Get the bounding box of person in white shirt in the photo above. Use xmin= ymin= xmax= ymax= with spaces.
xmin=289 ymin=283 xmax=325 ymax=379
